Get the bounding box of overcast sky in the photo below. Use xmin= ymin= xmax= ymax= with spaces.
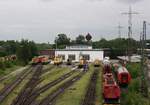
xmin=0 ymin=0 xmax=149 ymax=43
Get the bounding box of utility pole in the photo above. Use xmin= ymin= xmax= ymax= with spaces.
xmin=140 ymin=21 xmax=148 ymax=97
xmin=117 ymin=23 xmax=123 ymax=38
xmin=122 ymin=6 xmax=139 ymax=62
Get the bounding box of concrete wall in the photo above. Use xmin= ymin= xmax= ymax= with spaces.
xmin=55 ymin=50 xmax=104 ymax=62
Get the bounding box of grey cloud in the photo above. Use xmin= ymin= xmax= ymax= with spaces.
xmin=117 ymin=0 xmax=144 ymax=4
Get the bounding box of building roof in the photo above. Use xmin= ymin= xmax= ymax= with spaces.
xmin=66 ymin=44 xmax=92 ymax=50
xmin=55 ymin=49 xmax=103 ymax=51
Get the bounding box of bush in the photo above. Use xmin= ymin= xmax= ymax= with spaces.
xmin=121 ymin=92 xmax=149 ymax=105
xmin=0 ymin=61 xmax=5 ymax=70
xmin=126 ymin=63 xmax=140 ymax=79
xmin=128 ymin=78 xmax=140 ymax=92
xmin=4 ymin=61 xmax=13 ymax=68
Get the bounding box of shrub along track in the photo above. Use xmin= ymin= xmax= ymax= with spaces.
xmin=80 ymin=67 xmax=99 ymax=105
xmin=31 ymin=71 xmax=86 ymax=105
xmin=0 ymin=65 xmax=34 ymax=104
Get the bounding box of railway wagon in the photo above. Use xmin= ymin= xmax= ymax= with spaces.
xmin=117 ymin=67 xmax=131 ymax=86
xmin=94 ymin=59 xmax=101 ymax=67
xmin=103 ymin=73 xmax=121 ymax=104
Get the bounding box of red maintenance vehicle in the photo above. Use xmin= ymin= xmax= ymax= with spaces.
xmin=103 ymin=73 xmax=121 ymax=104
xmin=31 ymin=56 xmax=50 ymax=65
xmin=102 ymin=58 xmax=121 ymax=104
xmin=116 ymin=66 xmax=131 ymax=86
xmin=103 ymin=58 xmax=112 ymax=74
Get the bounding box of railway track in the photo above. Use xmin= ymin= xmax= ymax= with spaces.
xmin=11 ymin=64 xmax=43 ymax=105
xmin=0 ymin=66 xmax=31 ymax=82
xmin=80 ymin=67 xmax=98 ymax=105
xmin=0 ymin=66 xmax=33 ymax=103
xmin=31 ymin=71 xmax=86 ymax=105
xmin=16 ymin=70 xmax=77 ymax=105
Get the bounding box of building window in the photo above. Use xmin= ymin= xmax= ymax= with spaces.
xmin=68 ymin=54 xmax=75 ymax=60
xmin=82 ymin=54 xmax=90 ymax=60
xmin=58 ymin=54 xmax=65 ymax=60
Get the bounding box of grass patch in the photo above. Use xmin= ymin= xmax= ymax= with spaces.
xmin=0 ymin=66 xmax=22 ymax=77
xmin=37 ymin=71 xmax=80 ymax=101
xmin=37 ymin=67 xmax=71 ymax=88
xmin=54 ymin=65 xmax=95 ymax=105
xmin=0 ymin=71 xmax=33 ymax=105
xmin=95 ymin=66 xmax=102 ymax=105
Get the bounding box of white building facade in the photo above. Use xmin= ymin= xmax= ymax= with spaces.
xmin=55 ymin=45 xmax=104 ymax=62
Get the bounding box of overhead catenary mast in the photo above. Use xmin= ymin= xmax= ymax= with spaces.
xmin=122 ymin=6 xmax=139 ymax=62
xmin=140 ymin=21 xmax=148 ymax=97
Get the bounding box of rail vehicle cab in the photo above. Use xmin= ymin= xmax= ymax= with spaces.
xmin=103 ymin=73 xmax=120 ymax=103
xmin=117 ymin=67 xmax=131 ymax=86
xmin=94 ymin=59 xmax=101 ymax=67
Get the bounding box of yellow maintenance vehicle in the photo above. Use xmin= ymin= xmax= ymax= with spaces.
xmin=54 ymin=56 xmax=63 ymax=65
xmin=94 ymin=59 xmax=101 ymax=67
xmin=78 ymin=56 xmax=87 ymax=68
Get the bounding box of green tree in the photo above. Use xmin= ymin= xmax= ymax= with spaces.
xmin=76 ymin=35 xmax=86 ymax=44
xmin=16 ymin=39 xmax=38 ymax=65
xmin=55 ymin=34 xmax=70 ymax=45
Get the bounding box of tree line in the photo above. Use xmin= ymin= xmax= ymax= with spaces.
xmin=53 ymin=34 xmax=140 ymax=58
xmin=0 ymin=33 xmax=148 ymax=65
xmin=0 ymin=39 xmax=38 ymax=65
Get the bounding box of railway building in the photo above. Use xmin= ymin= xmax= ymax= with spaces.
xmin=55 ymin=45 xmax=104 ymax=62
xmin=38 ymin=45 xmax=104 ymax=62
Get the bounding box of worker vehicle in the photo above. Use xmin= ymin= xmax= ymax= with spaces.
xmin=54 ymin=56 xmax=63 ymax=65
xmin=103 ymin=60 xmax=112 ymax=74
xmin=116 ymin=66 xmax=131 ymax=86
xmin=94 ymin=59 xmax=101 ymax=67
xmin=41 ymin=56 xmax=50 ymax=64
xmin=103 ymin=73 xmax=120 ymax=104
xmin=31 ymin=56 xmax=50 ymax=65
xmin=31 ymin=57 xmax=40 ymax=65
xmin=67 ymin=58 xmax=72 ymax=65
xmin=78 ymin=58 xmax=86 ymax=68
